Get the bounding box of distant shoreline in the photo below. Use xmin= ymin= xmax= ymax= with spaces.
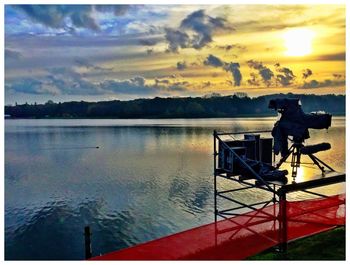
xmin=5 ymin=113 xmax=345 ymax=120
xmin=5 ymin=93 xmax=345 ymax=119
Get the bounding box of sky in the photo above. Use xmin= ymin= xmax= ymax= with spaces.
xmin=4 ymin=4 xmax=346 ymax=104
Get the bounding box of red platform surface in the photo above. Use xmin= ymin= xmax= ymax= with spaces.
xmin=91 ymin=194 xmax=345 ymax=260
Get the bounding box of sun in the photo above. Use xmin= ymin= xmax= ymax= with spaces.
xmin=283 ymin=28 xmax=315 ymax=56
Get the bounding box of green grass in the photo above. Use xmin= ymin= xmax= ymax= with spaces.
xmin=248 ymin=226 xmax=345 ymax=260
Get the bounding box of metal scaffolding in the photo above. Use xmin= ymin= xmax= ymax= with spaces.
xmin=213 ymin=130 xmax=345 ymax=252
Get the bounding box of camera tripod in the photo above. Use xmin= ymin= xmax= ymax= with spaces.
xmin=275 ymin=140 xmax=335 ymax=182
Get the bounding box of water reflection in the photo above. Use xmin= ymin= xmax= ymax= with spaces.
xmin=5 ymin=117 xmax=345 ymax=260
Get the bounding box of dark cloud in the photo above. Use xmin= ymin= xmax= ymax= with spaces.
xmin=94 ymin=5 xmax=129 ymax=16
xmin=204 ymin=54 xmax=224 ymax=67
xmin=14 ymin=5 xmax=130 ymax=32
xmin=275 ymin=64 xmax=295 ymax=86
xmin=139 ymin=38 xmax=159 ymax=46
xmin=247 ymin=60 xmax=274 ymax=86
xmin=74 ymin=57 xmax=113 ymax=71
xmin=301 ymin=79 xmax=345 ymax=89
xmin=154 ymin=79 xmax=188 ymax=92
xmin=203 ymin=54 xmax=241 ymax=86
xmin=216 ymin=44 xmax=246 ymax=52
xmin=247 ymin=73 xmax=260 ymax=86
xmin=333 ymin=74 xmax=343 ymax=79
xmin=224 ymin=62 xmax=242 ymax=86
xmin=99 ymin=76 xmax=170 ymax=95
xmin=315 ymin=52 xmax=345 ymax=61
xmin=100 ymin=79 xmax=154 ymax=95
xmin=5 ymin=49 xmax=23 ymax=60
xmin=302 ymin=69 xmax=313 ymax=79
xmin=6 ymin=64 xmax=189 ymax=97
xmin=70 ymin=10 xmax=100 ymax=31
xmin=164 ymin=28 xmax=190 ymax=53
xmin=165 ymin=9 xmax=233 ymax=52
xmin=176 ymin=61 xmax=187 ymax=70
xmin=155 ymin=79 xmax=170 ymax=85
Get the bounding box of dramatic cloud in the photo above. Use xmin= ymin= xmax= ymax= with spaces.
xmin=176 ymin=61 xmax=187 ymax=70
xmin=165 ymin=28 xmax=190 ymax=53
xmin=301 ymin=79 xmax=345 ymax=89
xmin=165 ymin=9 xmax=233 ymax=52
xmin=203 ymin=54 xmax=241 ymax=86
xmin=302 ymin=68 xmax=313 ymax=79
xmin=275 ymin=63 xmax=295 ymax=86
xmin=13 ymin=5 xmax=130 ymax=32
xmin=180 ymin=9 xmax=233 ymax=49
xmin=247 ymin=60 xmax=274 ymax=86
xmin=4 ymin=5 xmax=345 ymax=103
xmin=6 ymin=65 xmax=188 ymax=97
xmin=224 ymin=63 xmax=242 ymax=86
xmin=203 ymin=54 xmax=224 ymax=67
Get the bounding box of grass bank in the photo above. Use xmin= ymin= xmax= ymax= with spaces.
xmin=248 ymin=226 xmax=345 ymax=260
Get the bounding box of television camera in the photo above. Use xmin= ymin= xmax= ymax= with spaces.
xmin=269 ymin=98 xmax=335 ymax=180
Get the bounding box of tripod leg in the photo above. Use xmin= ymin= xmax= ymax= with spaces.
xmin=308 ymin=155 xmax=325 ymax=173
xmin=276 ymin=145 xmax=294 ymax=168
xmin=309 ymin=154 xmax=336 ymax=172
xmin=290 ymin=146 xmax=302 ymax=182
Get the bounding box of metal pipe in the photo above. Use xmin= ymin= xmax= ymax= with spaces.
xmin=219 ymin=200 xmax=273 ymax=214
xmin=215 ymin=130 xmax=271 ymax=136
xmin=84 ymin=226 xmax=92 ymax=260
xmin=217 ymin=186 xmax=253 ymax=195
xmin=278 ymin=192 xmax=287 ymax=252
xmin=213 ymin=130 xmax=218 ymax=223
xmin=217 ymin=194 xmax=276 ymax=219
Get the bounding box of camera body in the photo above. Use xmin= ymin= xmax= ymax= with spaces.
xmin=268 ymin=98 xmax=332 ymax=156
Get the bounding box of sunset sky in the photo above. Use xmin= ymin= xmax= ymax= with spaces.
xmin=4 ymin=4 xmax=346 ymax=104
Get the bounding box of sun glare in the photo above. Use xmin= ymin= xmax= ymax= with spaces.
xmin=283 ymin=28 xmax=315 ymax=56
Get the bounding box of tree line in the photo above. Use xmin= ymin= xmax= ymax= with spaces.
xmin=5 ymin=93 xmax=345 ymax=119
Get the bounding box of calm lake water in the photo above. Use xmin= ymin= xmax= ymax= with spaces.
xmin=5 ymin=117 xmax=345 ymax=260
